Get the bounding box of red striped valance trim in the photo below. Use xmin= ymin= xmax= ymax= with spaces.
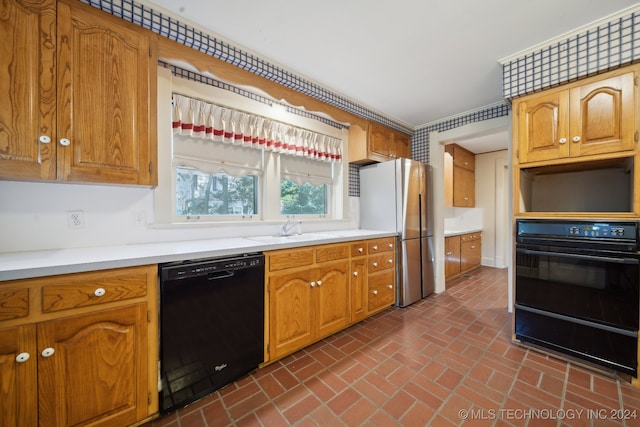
xmin=172 ymin=94 xmax=342 ymax=163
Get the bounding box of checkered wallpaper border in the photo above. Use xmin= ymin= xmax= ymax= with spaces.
xmin=502 ymin=9 xmax=640 ymax=99
xmin=82 ymin=0 xmax=412 ymax=135
xmin=348 ymin=102 xmax=510 ymax=197
xmin=412 ymin=103 xmax=511 ymax=165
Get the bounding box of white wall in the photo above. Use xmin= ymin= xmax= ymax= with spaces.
xmin=475 ymin=150 xmax=509 ymax=268
xmin=0 ymin=179 xmax=359 ymax=253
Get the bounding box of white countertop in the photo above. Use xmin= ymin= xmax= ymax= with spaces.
xmin=0 ymin=229 xmax=397 ymax=282
xmin=444 ymin=228 xmax=483 ymax=237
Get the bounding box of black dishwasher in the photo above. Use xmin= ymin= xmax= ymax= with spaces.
xmin=158 ymin=253 xmax=264 ymax=414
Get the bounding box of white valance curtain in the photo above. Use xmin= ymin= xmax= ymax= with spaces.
xmin=172 ymin=94 xmax=342 ymax=163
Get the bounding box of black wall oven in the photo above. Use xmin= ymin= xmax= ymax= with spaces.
xmin=515 ymin=219 xmax=639 ymax=376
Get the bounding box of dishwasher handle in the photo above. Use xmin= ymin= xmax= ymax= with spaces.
xmin=208 ymin=270 xmax=235 ymax=281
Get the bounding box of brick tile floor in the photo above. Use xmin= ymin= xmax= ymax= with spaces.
xmin=146 ymin=266 xmax=640 ymax=427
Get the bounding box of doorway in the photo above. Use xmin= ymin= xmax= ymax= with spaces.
xmin=428 ymin=115 xmax=512 ymax=304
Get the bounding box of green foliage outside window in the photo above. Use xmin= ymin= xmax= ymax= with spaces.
xmin=175 ymin=168 xmax=327 ymax=217
xmin=176 ymin=167 xmax=257 ymax=216
xmin=280 ymin=179 xmax=327 ymax=215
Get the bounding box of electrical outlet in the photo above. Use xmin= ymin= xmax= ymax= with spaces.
xmin=67 ymin=210 xmax=85 ymax=229
xmin=135 ymin=210 xmax=146 ymax=226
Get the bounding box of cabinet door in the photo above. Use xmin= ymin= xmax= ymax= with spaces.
xmin=452 ymin=166 xmax=474 ymax=207
xmin=0 ymin=0 xmax=57 ymax=180
xmin=0 ymin=325 xmax=37 ymax=427
xmin=56 ymin=0 xmax=156 ymax=185
xmin=350 ymin=259 xmax=368 ymax=323
xmin=444 ymin=236 xmax=461 ymax=279
xmin=517 ymin=90 xmax=570 ymax=164
xmin=452 ymin=145 xmax=475 ymax=170
xmin=393 ymin=132 xmax=411 ymax=158
xmin=315 ymin=261 xmax=349 ymax=339
xmin=368 ymin=123 xmax=391 ymax=159
xmin=269 ymin=270 xmax=314 ymax=359
xmin=37 ymin=303 xmax=148 ymax=427
xmin=460 ymin=238 xmax=481 ymax=272
xmin=569 ymin=72 xmax=635 ymax=157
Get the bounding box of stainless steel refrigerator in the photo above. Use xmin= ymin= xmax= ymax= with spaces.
xmin=359 ymin=158 xmax=434 ymax=307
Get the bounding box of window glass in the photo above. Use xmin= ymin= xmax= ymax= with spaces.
xmin=176 ymin=166 xmax=258 ymax=216
xmin=280 ymin=179 xmax=328 ymax=215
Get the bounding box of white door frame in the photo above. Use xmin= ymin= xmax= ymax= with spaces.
xmin=427 ymin=115 xmax=512 ymax=309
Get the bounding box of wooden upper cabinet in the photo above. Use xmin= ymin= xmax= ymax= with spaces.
xmin=451 ymin=144 xmax=475 ymax=170
xmin=516 ymin=68 xmax=636 ymax=165
xmin=0 ymin=0 xmax=157 ymax=186
xmin=348 ymin=121 xmax=412 ymax=164
xmin=444 ymin=144 xmax=475 ymax=207
xmin=569 ymin=73 xmax=635 ymax=157
xmin=368 ymin=122 xmax=392 ymax=159
xmin=393 ymin=132 xmax=411 ymax=158
xmin=0 ymin=0 xmax=57 ymax=180
xmin=452 ymin=166 xmax=474 ymax=207
xmin=57 ymin=0 xmax=156 ymax=185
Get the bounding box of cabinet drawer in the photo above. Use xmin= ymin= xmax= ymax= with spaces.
xmin=460 ymin=232 xmax=481 ymax=242
xmin=0 ymin=287 xmax=30 ymax=321
xmin=268 ymin=248 xmax=315 ymax=271
xmin=350 ymin=242 xmax=368 ymax=257
xmin=368 ymin=237 xmax=395 ymax=253
xmin=368 ymin=253 xmax=395 ymax=273
xmin=368 ymin=270 xmax=395 ymax=311
xmin=316 ymin=244 xmax=350 ymax=263
xmin=42 ymin=269 xmax=149 ymax=313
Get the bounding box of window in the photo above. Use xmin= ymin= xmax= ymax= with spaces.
xmin=155 ymin=71 xmax=347 ymax=225
xmin=176 ymin=167 xmax=258 ymax=216
xmin=280 ymin=155 xmax=333 ymax=217
xmin=281 ymin=180 xmax=328 ymax=215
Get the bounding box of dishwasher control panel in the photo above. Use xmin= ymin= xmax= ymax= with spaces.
xmin=160 ymin=253 xmax=264 ymax=281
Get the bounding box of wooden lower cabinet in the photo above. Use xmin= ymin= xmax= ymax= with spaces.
xmin=266 ymin=237 xmax=396 ymax=362
xmin=350 ymin=257 xmax=368 ymax=323
xmin=445 ymin=232 xmax=482 ymax=281
xmin=268 ymin=261 xmax=352 ymax=359
xmin=269 ymin=269 xmax=315 ymax=358
xmin=267 ymin=245 xmax=350 ymax=361
xmin=0 ymin=265 xmax=157 ymax=427
xmin=38 ymin=304 xmax=149 ymax=427
xmin=366 ymin=238 xmax=396 ymax=313
xmin=444 ymin=235 xmax=461 ymax=279
xmin=460 ymin=234 xmax=482 ymax=272
xmin=368 ymin=270 xmax=395 ymax=312
xmin=315 ymin=261 xmax=351 ymax=338
xmin=0 ymin=325 xmax=38 ymax=427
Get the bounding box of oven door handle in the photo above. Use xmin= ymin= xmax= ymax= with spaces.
xmin=517 ymin=248 xmax=639 ymax=265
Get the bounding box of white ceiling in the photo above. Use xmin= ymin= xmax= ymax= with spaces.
xmin=144 ymin=0 xmax=639 ymax=152
xmin=453 ymin=130 xmax=511 ymax=155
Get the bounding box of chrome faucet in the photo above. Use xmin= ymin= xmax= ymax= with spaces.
xmin=279 ymin=217 xmax=300 ymax=236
